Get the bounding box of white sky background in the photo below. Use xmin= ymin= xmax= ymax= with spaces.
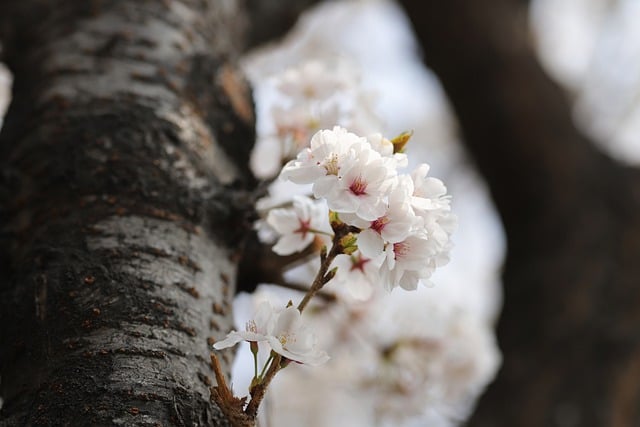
xmin=0 ymin=0 xmax=637 ymax=424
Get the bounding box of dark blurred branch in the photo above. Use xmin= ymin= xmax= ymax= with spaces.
xmin=243 ymin=0 xmax=323 ymax=50
xmin=399 ymin=0 xmax=640 ymax=426
xmin=236 ymin=230 xmax=321 ymax=294
xmin=400 ymin=0 xmax=604 ymax=231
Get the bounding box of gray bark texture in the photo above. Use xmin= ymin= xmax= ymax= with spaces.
xmin=0 ymin=1 xmax=260 ymax=425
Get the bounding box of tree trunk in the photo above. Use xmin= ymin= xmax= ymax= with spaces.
xmin=399 ymin=1 xmax=640 ymax=426
xmin=0 ymin=1 xmax=258 ymax=425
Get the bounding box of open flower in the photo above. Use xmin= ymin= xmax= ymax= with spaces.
xmin=279 ymin=126 xmax=363 ymax=186
xmin=319 ymin=143 xmax=395 ymax=221
xmin=356 ymin=184 xmax=417 ymax=258
xmin=377 ymin=233 xmax=439 ymax=291
xmin=277 ymin=126 xmax=456 ymax=293
xmin=214 ymin=301 xmax=328 ymax=366
xmin=268 ymin=306 xmax=330 ymax=366
xmin=331 ymin=252 xmax=377 ymax=300
xmin=213 ymin=301 xmax=276 ymax=349
xmin=266 ymin=195 xmax=331 ymax=255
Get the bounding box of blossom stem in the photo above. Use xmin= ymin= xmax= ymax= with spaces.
xmin=250 ymin=342 xmax=259 ymax=385
xmin=242 ymin=226 xmax=349 ymax=421
xmin=244 ymin=232 xmax=346 ymax=419
xmin=297 ymin=232 xmax=344 ymax=313
xmin=258 ymin=352 xmax=275 ymax=382
xmin=308 ymin=228 xmax=334 ymax=237
xmin=272 ymin=280 xmax=337 ymax=303
xmin=245 ymin=353 xmax=283 ymax=419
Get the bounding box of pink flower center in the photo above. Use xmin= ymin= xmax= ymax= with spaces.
xmin=349 ymin=176 xmax=368 ymax=195
xmin=393 ymin=241 xmax=410 ymax=260
xmin=371 ymin=216 xmax=390 ymax=233
xmin=350 ymin=255 xmax=371 ymax=273
xmin=294 ymin=219 xmax=311 ymax=238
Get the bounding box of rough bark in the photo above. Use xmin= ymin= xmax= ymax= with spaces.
xmin=0 ymin=1 xmax=258 ymax=425
xmin=399 ymin=1 xmax=640 ymax=426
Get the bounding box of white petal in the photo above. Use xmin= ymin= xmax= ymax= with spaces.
xmin=355 ymin=197 xmax=387 ymax=221
xmin=213 ymin=331 xmax=251 ymax=349
xmin=357 ymin=229 xmax=384 ymax=259
xmin=312 ymin=175 xmax=339 ymax=199
xmin=273 ymin=233 xmax=313 ymax=255
xmin=346 ymin=276 xmax=374 ymax=300
xmin=266 ymin=209 xmax=299 ymax=234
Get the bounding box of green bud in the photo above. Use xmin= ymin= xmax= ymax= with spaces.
xmin=391 ymin=130 xmax=413 ymax=153
xmin=325 ymin=267 xmax=338 ymax=282
xmin=329 ymin=210 xmax=343 ymax=230
xmin=339 ymin=233 xmax=358 ymax=255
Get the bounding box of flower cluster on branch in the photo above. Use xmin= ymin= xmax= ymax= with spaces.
xmin=211 ymin=120 xmax=455 ymax=425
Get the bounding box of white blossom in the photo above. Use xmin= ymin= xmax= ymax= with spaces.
xmin=278 ymin=126 xmax=399 ymax=225
xmin=366 ymin=132 xmax=408 ymax=169
xmin=260 ymin=288 xmax=501 ymax=427
xmin=279 ymin=126 xmax=363 ymax=186
xmin=235 ymin=2 xmax=504 ymax=426
xmin=266 ymin=195 xmax=331 ymax=255
xmin=330 ymin=252 xmax=377 ymax=300
xmin=409 ymin=163 xmax=450 ymax=212
xmin=378 ymin=233 xmax=438 ymax=291
xmin=267 ymin=305 xmax=330 ymax=366
xmin=270 ymin=102 xmax=343 ymax=159
xmin=318 ymin=144 xmax=395 ymax=221
xmin=359 ymin=293 xmax=502 ymax=424
xmin=215 ymin=300 xmax=329 ymax=366
xmin=213 ymin=301 xmax=276 ymax=349
xmin=248 ymin=57 xmax=384 ymax=179
xmin=274 ymin=59 xmax=357 ymax=101
xmin=355 ymin=184 xmax=417 ymax=258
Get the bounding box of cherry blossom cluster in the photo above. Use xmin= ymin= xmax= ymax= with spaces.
xmin=274 ymin=125 xmax=455 ymax=294
xmin=249 ymin=58 xmax=382 ymax=178
xmin=212 ymin=6 xmax=505 ymax=425
xmin=210 ymin=124 xmax=456 ymax=426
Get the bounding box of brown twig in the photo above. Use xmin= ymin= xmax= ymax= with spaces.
xmin=209 ymin=353 xmax=255 ymax=427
